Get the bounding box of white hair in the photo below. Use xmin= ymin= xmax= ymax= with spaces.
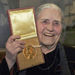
xmin=35 ymin=3 xmax=64 ymax=19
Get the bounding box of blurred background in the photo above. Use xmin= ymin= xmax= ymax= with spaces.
xmin=0 ymin=0 xmax=75 ymax=48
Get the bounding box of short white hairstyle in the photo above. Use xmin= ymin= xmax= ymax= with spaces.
xmin=35 ymin=3 xmax=64 ymax=19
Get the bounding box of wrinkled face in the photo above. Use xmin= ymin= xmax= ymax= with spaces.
xmin=36 ymin=8 xmax=62 ymax=46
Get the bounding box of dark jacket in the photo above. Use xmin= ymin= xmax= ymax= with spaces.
xmin=18 ymin=43 xmax=71 ymax=75
xmin=0 ymin=58 xmax=10 ymax=75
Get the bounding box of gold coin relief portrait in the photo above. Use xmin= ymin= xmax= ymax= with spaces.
xmin=23 ymin=45 xmax=37 ymax=59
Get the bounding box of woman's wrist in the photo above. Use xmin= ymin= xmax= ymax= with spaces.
xmin=5 ymin=54 xmax=16 ymax=70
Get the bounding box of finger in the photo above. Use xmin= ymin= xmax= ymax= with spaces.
xmin=15 ymin=47 xmax=23 ymax=54
xmin=20 ymin=44 xmax=25 ymax=49
xmin=15 ymin=43 xmax=25 ymax=49
xmin=8 ymin=35 xmax=21 ymax=43
xmin=15 ymin=40 xmax=25 ymax=45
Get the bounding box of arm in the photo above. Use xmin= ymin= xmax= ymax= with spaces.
xmin=5 ymin=35 xmax=25 ymax=70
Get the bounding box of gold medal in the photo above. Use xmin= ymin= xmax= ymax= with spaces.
xmin=23 ymin=45 xmax=37 ymax=59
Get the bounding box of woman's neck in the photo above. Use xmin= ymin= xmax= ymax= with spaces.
xmin=41 ymin=44 xmax=57 ymax=55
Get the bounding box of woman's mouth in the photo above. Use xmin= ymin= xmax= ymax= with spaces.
xmin=44 ymin=33 xmax=55 ymax=37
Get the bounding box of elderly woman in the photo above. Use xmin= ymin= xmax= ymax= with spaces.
xmin=0 ymin=3 xmax=71 ymax=75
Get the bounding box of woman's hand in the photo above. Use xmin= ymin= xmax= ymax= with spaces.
xmin=5 ymin=35 xmax=25 ymax=70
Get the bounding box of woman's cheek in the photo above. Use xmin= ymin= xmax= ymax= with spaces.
xmin=54 ymin=26 xmax=62 ymax=34
xmin=37 ymin=24 xmax=45 ymax=32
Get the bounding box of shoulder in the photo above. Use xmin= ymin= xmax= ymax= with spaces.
xmin=63 ymin=45 xmax=75 ymax=75
xmin=63 ymin=45 xmax=75 ymax=61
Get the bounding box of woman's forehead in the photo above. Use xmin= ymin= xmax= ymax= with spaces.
xmin=37 ymin=8 xmax=62 ymax=22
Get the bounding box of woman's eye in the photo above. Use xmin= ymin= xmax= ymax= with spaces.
xmin=42 ymin=20 xmax=49 ymax=24
xmin=54 ymin=22 xmax=59 ymax=25
xmin=53 ymin=21 xmax=61 ymax=26
xmin=43 ymin=20 xmax=47 ymax=23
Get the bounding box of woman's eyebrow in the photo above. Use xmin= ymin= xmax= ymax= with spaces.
xmin=40 ymin=18 xmax=49 ymax=21
xmin=54 ymin=20 xmax=61 ymax=23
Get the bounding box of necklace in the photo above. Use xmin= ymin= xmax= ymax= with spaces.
xmin=37 ymin=46 xmax=59 ymax=71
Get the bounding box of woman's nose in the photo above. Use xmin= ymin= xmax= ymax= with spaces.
xmin=46 ymin=23 xmax=54 ymax=32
